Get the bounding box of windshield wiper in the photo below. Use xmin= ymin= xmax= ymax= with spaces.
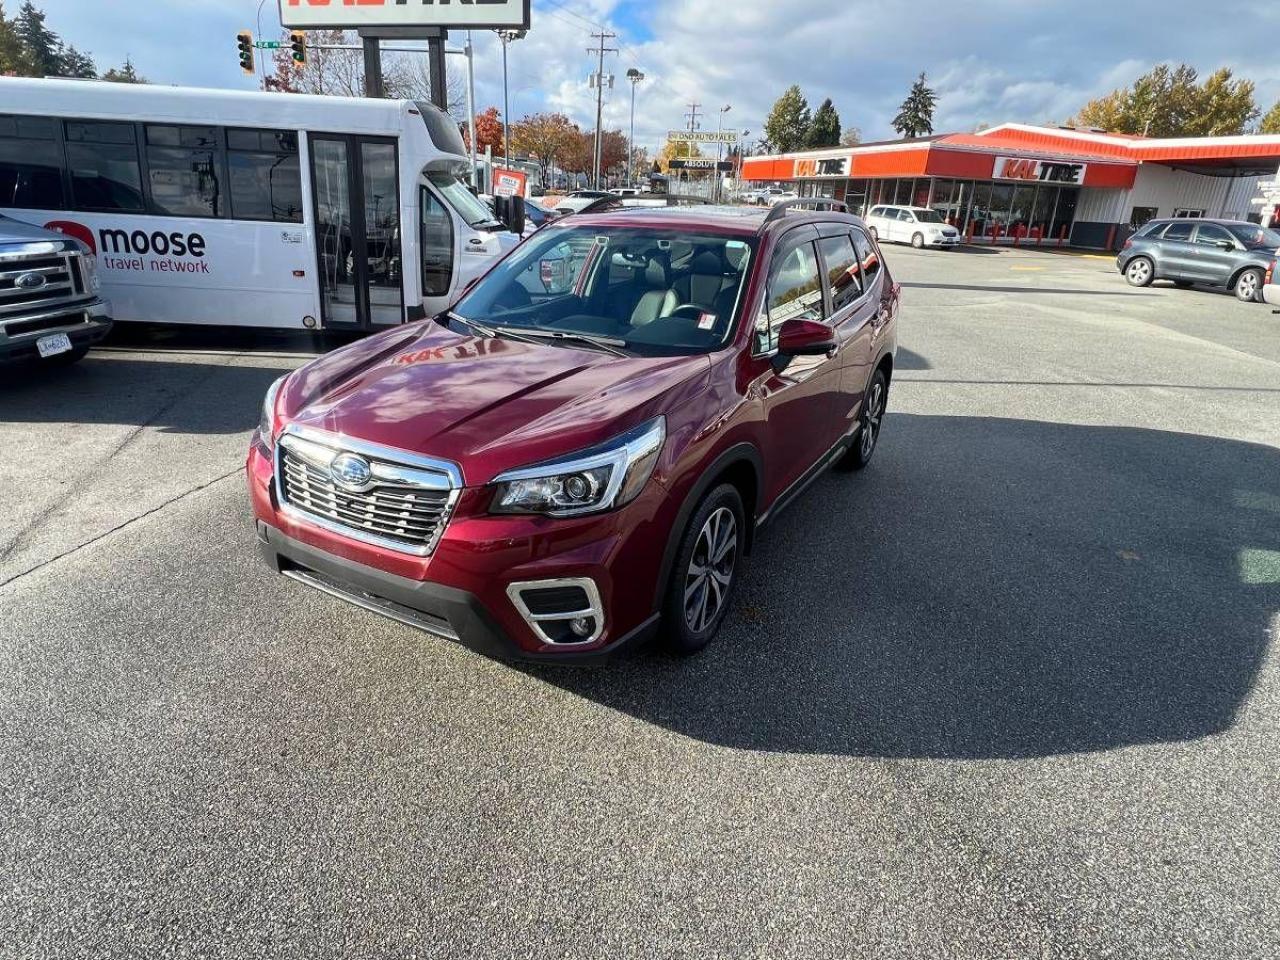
xmin=446 ymin=311 xmax=496 ymax=338
xmin=496 ymin=327 xmax=631 ymax=358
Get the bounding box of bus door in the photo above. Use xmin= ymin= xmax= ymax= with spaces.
xmin=309 ymin=134 xmax=403 ymax=330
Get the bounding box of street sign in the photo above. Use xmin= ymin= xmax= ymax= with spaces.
xmin=255 ymin=41 xmax=282 ymax=49
xmin=279 ymin=0 xmax=531 ymax=30
xmin=666 ymin=130 xmax=739 ymax=144
xmin=669 ymin=159 xmax=733 ymax=171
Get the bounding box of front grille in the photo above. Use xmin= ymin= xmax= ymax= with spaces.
xmin=277 ymin=432 xmax=458 ymax=554
xmin=0 ymin=251 xmax=84 ymax=315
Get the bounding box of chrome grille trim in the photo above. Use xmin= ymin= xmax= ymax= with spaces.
xmin=274 ymin=425 xmax=462 ymax=557
xmin=0 ymin=251 xmax=85 ymax=316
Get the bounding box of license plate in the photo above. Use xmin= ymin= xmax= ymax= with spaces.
xmin=36 ymin=333 xmax=72 ymax=358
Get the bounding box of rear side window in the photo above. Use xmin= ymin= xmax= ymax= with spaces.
xmin=851 ymin=227 xmax=882 ymax=289
xmin=1162 ymin=222 xmax=1194 ymax=241
xmin=868 ymin=206 xmax=884 ymax=218
xmin=757 ymin=240 xmax=824 ymax=353
xmin=65 ymin=120 xmax=144 ymax=212
xmin=145 ymin=125 xmax=223 ymax=218
xmin=1193 ymin=224 xmax=1233 ymax=247
xmin=818 ymin=233 xmax=861 ymax=312
xmin=896 ymin=209 xmax=914 ymax=221
xmin=0 ymin=113 xmax=64 ymax=209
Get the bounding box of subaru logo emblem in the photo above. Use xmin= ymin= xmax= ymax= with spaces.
xmin=330 ymin=453 xmax=373 ymax=490
xmin=15 ymin=272 xmax=46 ymax=290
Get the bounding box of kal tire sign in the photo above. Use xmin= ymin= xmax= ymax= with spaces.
xmin=994 ymin=156 xmax=1087 ymax=185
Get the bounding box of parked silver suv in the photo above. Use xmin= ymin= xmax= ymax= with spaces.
xmin=0 ymin=215 xmax=111 ymax=366
xmin=1117 ymin=217 xmax=1280 ymax=302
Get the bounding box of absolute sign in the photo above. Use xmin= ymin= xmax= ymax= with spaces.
xmin=993 ymin=156 xmax=1087 ymax=185
xmin=279 ymin=0 xmax=531 ymax=30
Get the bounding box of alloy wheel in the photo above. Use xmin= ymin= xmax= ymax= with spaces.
xmin=1127 ymin=260 xmax=1151 ymax=284
xmin=1238 ymin=271 xmax=1260 ymax=301
xmin=861 ymin=380 xmax=885 ymax=459
xmin=684 ymin=507 xmax=738 ymax=634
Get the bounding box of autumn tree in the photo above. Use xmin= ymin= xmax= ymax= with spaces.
xmin=1261 ymin=101 xmax=1280 ymax=135
xmin=510 ymin=112 xmax=581 ymax=181
xmin=840 ymin=127 xmax=862 ymax=146
xmin=764 ymin=85 xmax=811 ymax=153
xmin=657 ymin=136 xmax=703 ymax=173
xmin=893 ymin=73 xmax=937 ymax=138
xmin=806 ymin=98 xmax=841 ymax=148
xmin=1070 ymin=64 xmax=1257 ymax=136
xmin=597 ymin=129 xmax=628 ymax=176
xmin=464 ymin=106 xmax=504 ymax=155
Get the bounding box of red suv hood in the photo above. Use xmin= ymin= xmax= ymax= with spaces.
xmin=282 ymin=322 xmax=710 ymax=484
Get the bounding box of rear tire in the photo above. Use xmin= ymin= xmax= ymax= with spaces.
xmin=911 ymin=232 xmax=924 ymax=249
xmin=1235 ymin=267 xmax=1264 ymax=303
xmin=837 ymin=369 xmax=888 ymax=471
xmin=1125 ymin=256 xmax=1154 ymax=287
xmin=662 ymin=484 xmax=745 ymax=656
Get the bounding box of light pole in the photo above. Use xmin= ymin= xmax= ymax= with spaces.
xmin=496 ymin=29 xmax=525 ymax=169
xmin=715 ymin=104 xmax=731 ymax=202
xmin=626 ymin=68 xmax=645 ymax=187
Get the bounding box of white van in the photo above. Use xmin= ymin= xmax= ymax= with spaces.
xmin=865 ymin=205 xmax=961 ymax=249
xmin=0 ymin=78 xmax=522 ymax=332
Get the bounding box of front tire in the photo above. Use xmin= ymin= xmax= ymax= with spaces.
xmin=1125 ymin=256 xmax=1154 ymax=287
xmin=662 ymin=484 xmax=745 ymax=655
xmin=1235 ymin=267 xmax=1264 ymax=303
xmin=837 ymin=368 xmax=888 ymax=471
xmin=911 ymin=232 xmax=924 ymax=249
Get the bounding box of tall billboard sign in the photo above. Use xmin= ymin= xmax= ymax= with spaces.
xmin=279 ymin=0 xmax=531 ymax=30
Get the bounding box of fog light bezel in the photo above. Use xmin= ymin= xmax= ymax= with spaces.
xmin=505 ymin=578 xmax=605 ymax=647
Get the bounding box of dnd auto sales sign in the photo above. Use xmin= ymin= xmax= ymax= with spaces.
xmin=279 ymin=0 xmax=531 ymax=29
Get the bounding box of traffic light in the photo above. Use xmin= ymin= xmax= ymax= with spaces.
xmin=289 ymin=31 xmax=306 ymax=67
xmin=236 ymin=31 xmax=254 ymax=75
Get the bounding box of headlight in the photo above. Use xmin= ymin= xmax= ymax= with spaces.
xmin=491 ymin=417 xmax=665 ymax=517
xmin=77 ymin=245 xmax=101 ymax=293
xmin=258 ymin=375 xmax=288 ymax=449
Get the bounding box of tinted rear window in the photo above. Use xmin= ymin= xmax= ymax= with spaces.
xmin=1162 ymin=222 xmax=1194 ymax=241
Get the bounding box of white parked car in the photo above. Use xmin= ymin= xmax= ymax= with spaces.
xmin=865 ymin=205 xmax=961 ymax=249
xmin=766 ymin=190 xmax=799 ymax=207
xmin=1264 ymin=258 xmax=1280 ymax=307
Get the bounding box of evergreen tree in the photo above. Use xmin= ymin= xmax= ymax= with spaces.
xmin=0 ymin=2 xmax=35 ymax=75
xmin=58 ymin=44 xmax=95 ymax=78
xmin=764 ymin=85 xmax=811 ymax=153
xmin=14 ymin=0 xmax=58 ymax=76
xmin=892 ymin=73 xmax=937 ymax=138
xmin=102 ymin=57 xmax=144 ymax=84
xmin=806 ymin=98 xmax=841 ymax=148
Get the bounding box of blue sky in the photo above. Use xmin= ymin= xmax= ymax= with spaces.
xmin=36 ymin=0 xmax=1280 ymax=154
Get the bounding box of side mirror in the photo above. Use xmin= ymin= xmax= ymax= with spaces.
xmin=777 ymin=317 xmax=836 ymax=357
xmin=493 ymin=195 xmax=526 ymax=236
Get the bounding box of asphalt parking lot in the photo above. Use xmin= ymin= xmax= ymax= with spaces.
xmin=3 ymin=245 xmax=1278 ymax=958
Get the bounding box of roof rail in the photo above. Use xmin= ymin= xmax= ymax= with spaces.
xmin=567 ymin=193 xmax=713 ymax=217
xmin=762 ymin=197 xmax=849 ymax=226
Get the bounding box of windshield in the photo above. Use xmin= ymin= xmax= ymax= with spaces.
xmin=1227 ymin=223 xmax=1280 ymax=248
xmin=914 ymin=209 xmax=945 ymax=223
xmin=452 ymin=224 xmax=756 ymax=357
xmin=428 ymin=172 xmax=498 ymax=228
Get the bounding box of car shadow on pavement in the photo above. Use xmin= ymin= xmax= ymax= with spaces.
xmin=894 ymin=348 xmax=931 ymax=371
xmin=523 ymin=414 xmax=1280 ymax=759
xmin=1 ymin=355 xmax=297 ymax=435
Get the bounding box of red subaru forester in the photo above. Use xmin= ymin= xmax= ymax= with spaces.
xmin=247 ymin=201 xmax=899 ymax=660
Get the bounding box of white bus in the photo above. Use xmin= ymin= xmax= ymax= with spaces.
xmin=0 ymin=78 xmax=522 ymax=332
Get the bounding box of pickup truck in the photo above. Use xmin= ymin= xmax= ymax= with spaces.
xmin=1 ymin=214 xmax=112 ymax=366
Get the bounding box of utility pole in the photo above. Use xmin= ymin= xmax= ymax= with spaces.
xmin=681 ymin=103 xmax=701 ymax=192
xmin=497 ymin=29 xmax=525 ymax=169
xmin=587 ymin=31 xmax=618 ymax=189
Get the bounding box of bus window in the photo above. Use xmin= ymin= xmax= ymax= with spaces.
xmin=420 ymin=186 xmax=453 ymax=297
xmin=227 ymin=127 xmax=303 ymax=222
xmin=0 ymin=114 xmax=64 ymax=209
xmin=145 ymin=125 xmax=223 ymax=218
xmin=65 ymin=120 xmax=144 ymax=212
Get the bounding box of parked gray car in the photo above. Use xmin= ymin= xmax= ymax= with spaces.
xmin=1117 ymin=217 xmax=1280 ymax=302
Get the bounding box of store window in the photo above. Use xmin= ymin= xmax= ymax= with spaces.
xmin=0 ymin=114 xmax=64 ymax=209
xmin=1028 ymin=185 xmax=1057 ymax=240
xmin=1130 ymin=206 xmax=1159 ymax=230
xmin=1051 ymin=188 xmax=1078 ymax=241
xmin=912 ymin=180 xmax=931 ymax=208
xmin=965 ymin=182 xmax=992 ymax=237
xmin=65 ymin=120 xmax=144 ymax=212
xmin=893 ymin=179 xmax=914 ymax=205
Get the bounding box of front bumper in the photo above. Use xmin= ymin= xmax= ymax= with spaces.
xmin=928 ymin=234 xmax=961 ymax=247
xmin=0 ymin=298 xmax=112 ymax=364
xmin=246 ymin=438 xmax=667 ymax=662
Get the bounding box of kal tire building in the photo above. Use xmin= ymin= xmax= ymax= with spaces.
xmin=742 ymin=124 xmax=1280 ymax=249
